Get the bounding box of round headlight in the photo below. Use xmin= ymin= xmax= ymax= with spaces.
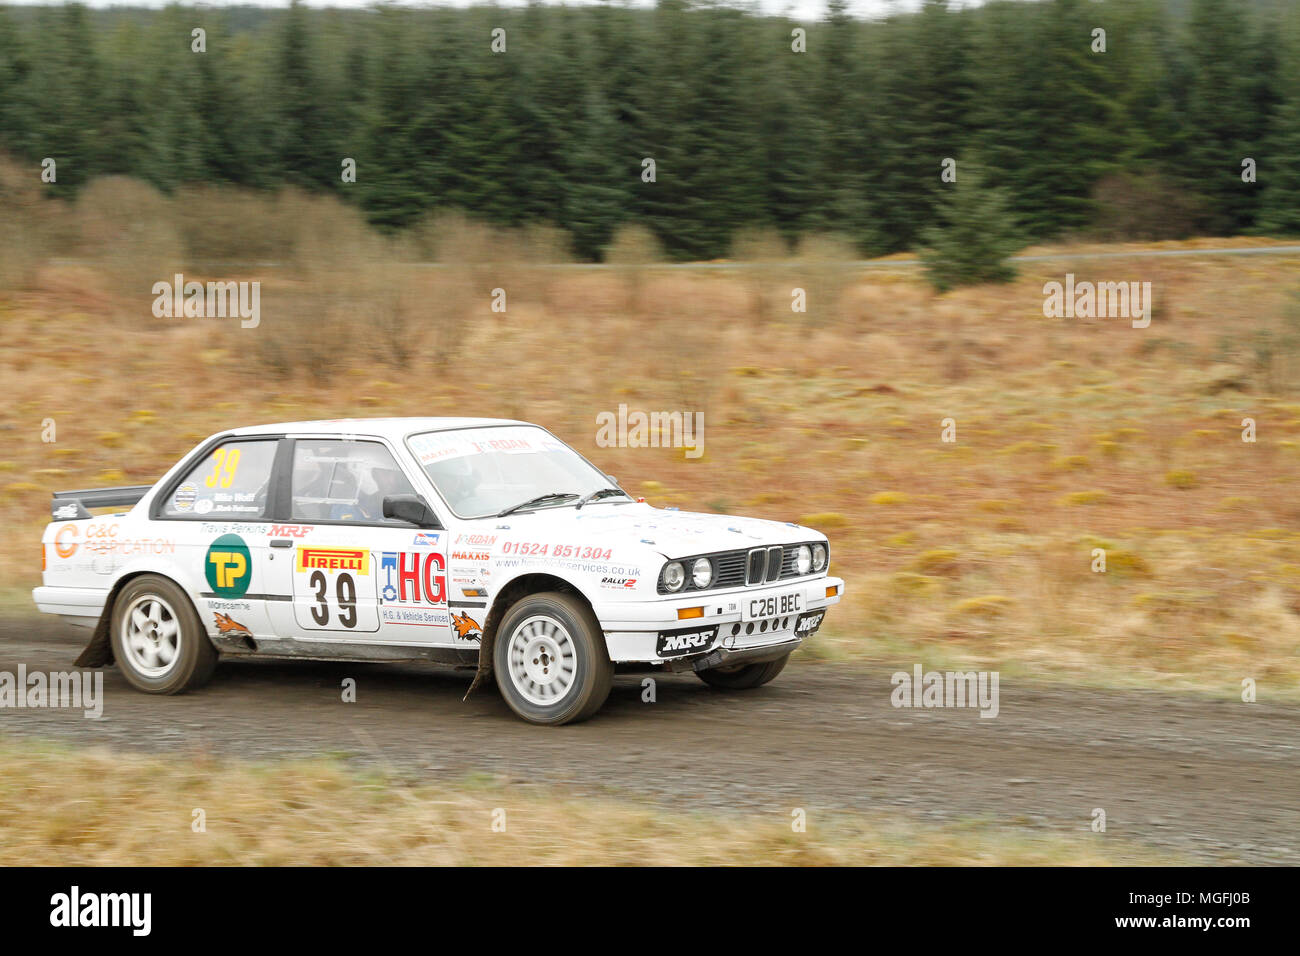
xmin=796 ymin=545 xmax=812 ymax=575
xmin=692 ymin=557 xmax=713 ymax=589
xmin=811 ymin=543 xmax=827 ymax=571
xmin=663 ymin=561 xmax=686 ymax=592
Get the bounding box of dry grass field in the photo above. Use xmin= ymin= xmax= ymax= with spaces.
xmin=3 ymin=166 xmax=1300 ymax=697
xmin=0 ymin=738 xmax=1175 ymax=865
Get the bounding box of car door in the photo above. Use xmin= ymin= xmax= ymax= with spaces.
xmin=152 ymin=435 xmax=284 ymax=642
xmin=265 ymin=435 xmax=455 ymax=646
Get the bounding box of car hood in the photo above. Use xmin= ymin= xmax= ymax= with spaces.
xmin=493 ymin=502 xmax=820 ymax=558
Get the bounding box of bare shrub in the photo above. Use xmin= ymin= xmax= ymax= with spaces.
xmin=173 ymin=184 xmax=300 ymax=264
xmin=515 ymin=222 xmax=574 ymax=308
xmin=0 ymin=154 xmax=61 ymax=292
xmin=729 ymin=225 xmax=790 ymax=324
xmin=1089 ymin=173 xmax=1203 ymax=242
xmin=793 ymin=232 xmax=858 ymax=327
xmin=604 ymin=223 xmax=664 ymax=314
xmin=253 ymin=194 xmax=423 ymax=377
xmin=74 ymin=178 xmax=186 ymax=324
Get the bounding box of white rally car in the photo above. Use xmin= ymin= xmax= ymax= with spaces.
xmin=34 ymin=418 xmax=843 ymax=724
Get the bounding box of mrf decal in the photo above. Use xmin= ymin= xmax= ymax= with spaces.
xmin=379 ymin=552 xmax=450 ymax=628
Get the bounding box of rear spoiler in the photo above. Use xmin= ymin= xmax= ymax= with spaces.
xmin=51 ymin=485 xmax=153 ymax=520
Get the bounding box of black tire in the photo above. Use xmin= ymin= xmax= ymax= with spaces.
xmin=109 ymin=574 xmax=218 ymax=694
xmin=492 ymin=591 xmax=613 ymax=725
xmin=696 ymin=652 xmax=790 ymax=690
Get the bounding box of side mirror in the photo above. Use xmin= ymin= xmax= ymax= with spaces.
xmin=383 ymin=494 xmax=442 ymax=528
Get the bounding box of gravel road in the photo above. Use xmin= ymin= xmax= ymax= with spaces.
xmin=2 ymin=619 xmax=1295 ymax=863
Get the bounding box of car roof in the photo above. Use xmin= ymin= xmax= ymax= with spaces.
xmin=229 ymin=417 xmax=529 ymax=440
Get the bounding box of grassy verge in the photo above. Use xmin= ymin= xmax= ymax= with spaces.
xmin=0 ymin=588 xmax=41 ymax=619
xmin=0 ymin=737 xmax=1179 ymax=866
xmin=798 ymin=627 xmax=1298 ymax=702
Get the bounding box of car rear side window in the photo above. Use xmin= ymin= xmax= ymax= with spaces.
xmin=290 ymin=439 xmax=418 ymax=524
xmin=162 ymin=439 xmax=278 ymax=519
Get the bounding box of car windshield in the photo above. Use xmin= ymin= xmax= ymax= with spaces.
xmin=407 ymin=425 xmax=619 ymax=519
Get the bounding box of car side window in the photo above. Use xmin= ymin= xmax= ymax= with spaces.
xmin=290 ymin=439 xmax=419 ymax=525
xmin=161 ymin=439 xmax=278 ymax=519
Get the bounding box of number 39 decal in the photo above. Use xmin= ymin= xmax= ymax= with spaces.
xmin=310 ymin=570 xmax=357 ymax=628
xmin=293 ymin=555 xmax=380 ymax=633
xmin=205 ymin=447 xmax=242 ymax=489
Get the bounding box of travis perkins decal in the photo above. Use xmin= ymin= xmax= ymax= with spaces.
xmin=656 ymin=625 xmax=718 ymax=658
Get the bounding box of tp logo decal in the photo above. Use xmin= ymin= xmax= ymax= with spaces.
xmin=206 ymin=533 xmax=252 ymax=597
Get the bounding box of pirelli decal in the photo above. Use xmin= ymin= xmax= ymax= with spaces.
xmin=296 ymin=547 xmax=370 ymax=575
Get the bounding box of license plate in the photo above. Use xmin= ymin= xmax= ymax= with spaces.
xmin=743 ymin=589 xmax=803 ymax=621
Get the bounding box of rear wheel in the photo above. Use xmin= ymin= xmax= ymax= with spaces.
xmin=110 ymin=574 xmax=217 ymax=694
xmin=696 ymin=652 xmax=790 ymax=690
xmin=493 ymin=592 xmax=613 ymax=725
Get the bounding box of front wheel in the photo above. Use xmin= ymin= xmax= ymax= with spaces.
xmin=696 ymin=652 xmax=790 ymax=690
xmin=110 ymin=574 xmax=218 ymax=694
xmin=493 ymin=592 xmax=613 ymax=725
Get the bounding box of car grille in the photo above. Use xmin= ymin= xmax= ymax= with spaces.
xmin=658 ymin=543 xmax=823 ymax=594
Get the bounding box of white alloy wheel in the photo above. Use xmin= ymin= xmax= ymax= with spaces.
xmin=492 ymin=591 xmax=614 ymax=725
xmin=507 ymin=614 xmax=578 ymax=706
xmin=121 ymin=593 xmax=182 ymax=678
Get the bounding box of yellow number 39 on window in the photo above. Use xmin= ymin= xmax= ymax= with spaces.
xmin=205 ymin=447 xmax=241 ymax=489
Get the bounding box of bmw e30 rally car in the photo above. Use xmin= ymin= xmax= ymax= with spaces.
xmin=34 ymin=418 xmax=843 ymax=724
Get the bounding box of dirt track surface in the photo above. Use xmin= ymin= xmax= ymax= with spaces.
xmin=2 ymin=618 xmax=1296 ymax=863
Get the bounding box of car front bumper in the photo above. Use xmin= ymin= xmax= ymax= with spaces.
xmin=595 ymin=574 xmax=844 ymax=665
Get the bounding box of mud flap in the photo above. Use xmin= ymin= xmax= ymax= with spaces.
xmin=73 ymin=608 xmax=114 ymax=668
xmin=462 ymin=631 xmax=493 ymax=701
